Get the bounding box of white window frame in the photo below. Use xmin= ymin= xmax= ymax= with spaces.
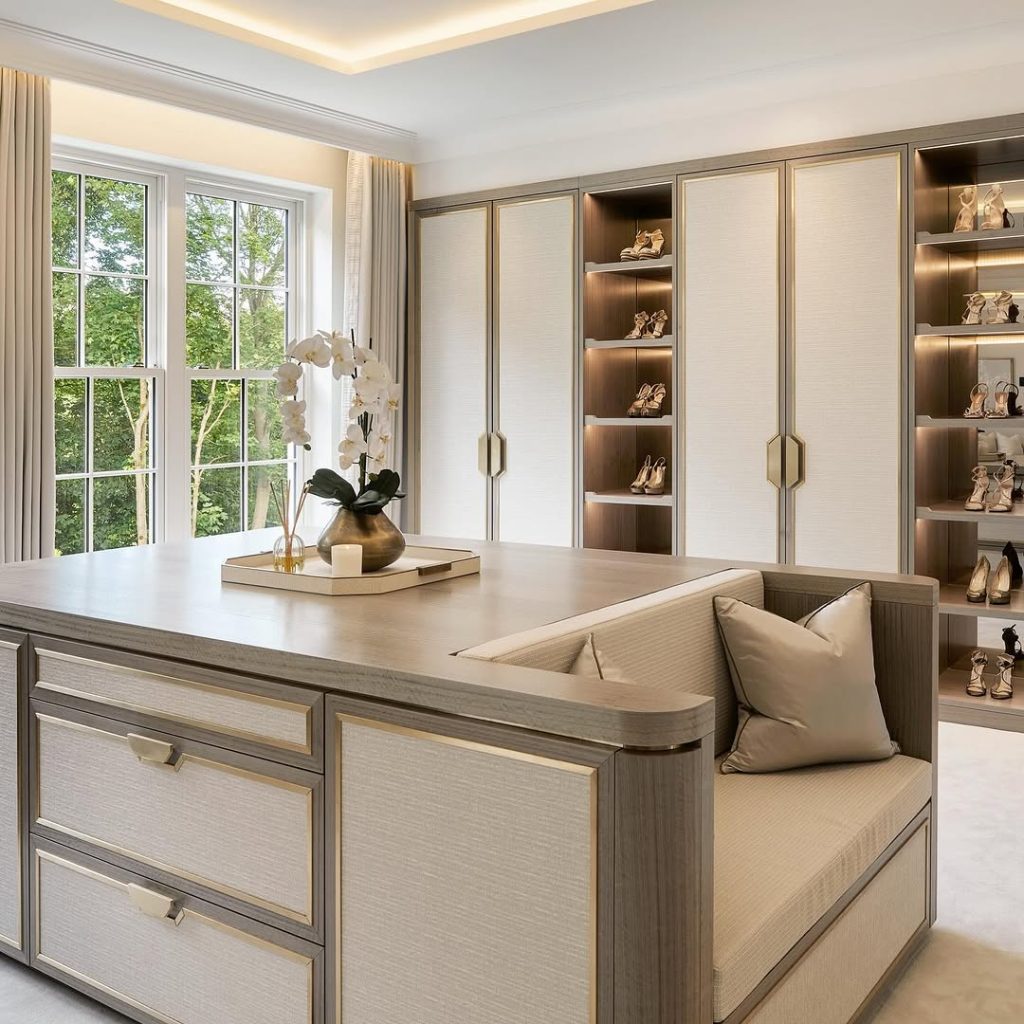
xmin=53 ymin=145 xmax=314 ymax=549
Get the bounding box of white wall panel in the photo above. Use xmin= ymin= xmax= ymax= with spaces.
xmin=496 ymin=196 xmax=575 ymax=546
xmin=0 ymin=641 xmax=19 ymax=952
xmin=791 ymin=152 xmax=902 ymax=571
xmin=418 ymin=207 xmax=489 ymax=539
xmin=682 ymin=169 xmax=781 ymax=562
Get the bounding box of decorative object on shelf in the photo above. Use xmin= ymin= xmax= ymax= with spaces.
xmin=980 ymin=183 xmax=1013 ymax=230
xmin=625 ymin=311 xmax=650 ymax=339
xmin=619 ymin=229 xmax=647 ymax=261
xmin=274 ymin=328 xmax=405 ymax=573
xmin=1004 ymin=542 xmax=1023 ymax=586
xmin=644 ymin=457 xmax=667 ymax=495
xmin=962 ymin=291 xmax=987 ymax=324
xmin=644 ymin=309 xmax=670 ymax=339
xmin=269 ymin=480 xmax=310 ymax=574
xmin=991 ymin=653 xmax=1015 ymax=699
xmin=627 ymin=383 xmax=654 ymax=417
xmin=640 ymin=382 xmax=667 ymax=417
xmin=966 ymin=649 xmax=988 ymax=696
xmin=963 ymin=382 xmax=989 ymax=418
xmin=990 ymin=554 xmax=1013 ymax=603
xmin=636 ymin=227 xmax=666 ymax=260
xmin=1002 ymin=624 xmax=1024 ymax=661
xmin=987 ymin=462 xmax=1015 ymax=512
xmin=964 ymin=465 xmax=990 ymax=510
xmin=953 ymin=185 xmax=977 ymax=232
xmin=966 ymin=554 xmax=991 ymax=602
xmin=630 ymin=454 xmax=653 ymax=493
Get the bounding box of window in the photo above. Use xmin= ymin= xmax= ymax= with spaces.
xmin=52 ymin=168 xmax=157 ymax=554
xmin=186 ymin=189 xmax=296 ymax=537
xmin=50 ymin=157 xmax=306 ymax=555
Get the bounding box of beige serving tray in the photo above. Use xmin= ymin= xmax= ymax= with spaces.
xmin=222 ymin=545 xmax=480 ymax=595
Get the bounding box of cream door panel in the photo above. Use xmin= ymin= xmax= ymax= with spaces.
xmin=34 ymin=711 xmax=314 ymax=926
xmin=790 ymin=151 xmax=902 ymax=571
xmin=337 ymin=717 xmax=595 ymax=1024
xmin=682 ymin=169 xmax=781 ymax=561
xmin=495 ymin=195 xmax=575 ymax=546
xmin=34 ymin=845 xmax=315 ymax=1024
xmin=418 ymin=206 xmax=489 ymax=539
xmin=0 ymin=639 xmax=20 ymax=953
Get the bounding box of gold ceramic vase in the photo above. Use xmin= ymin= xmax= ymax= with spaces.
xmin=315 ymin=508 xmax=406 ymax=572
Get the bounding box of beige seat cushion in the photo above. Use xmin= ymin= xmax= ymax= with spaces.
xmin=713 ymin=754 xmax=931 ymax=1021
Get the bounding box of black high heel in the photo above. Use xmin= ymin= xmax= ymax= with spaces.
xmin=1004 ymin=541 xmax=1023 ymax=586
xmin=1003 ymin=625 xmax=1024 ymax=662
xmin=1007 ymin=381 xmax=1021 ymax=417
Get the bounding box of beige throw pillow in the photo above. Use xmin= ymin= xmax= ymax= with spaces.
xmin=714 ymin=583 xmax=898 ymax=774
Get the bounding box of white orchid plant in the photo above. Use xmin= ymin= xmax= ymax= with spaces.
xmin=273 ymin=329 xmax=403 ymax=516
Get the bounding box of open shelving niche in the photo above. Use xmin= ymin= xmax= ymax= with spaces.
xmin=913 ymin=135 xmax=1024 ymax=732
xmin=581 ymin=180 xmax=676 ymax=554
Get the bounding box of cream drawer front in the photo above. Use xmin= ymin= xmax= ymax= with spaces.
xmin=33 ymin=842 xmax=317 ymax=1024
xmin=33 ymin=707 xmax=318 ymax=931
xmin=33 ymin=639 xmax=321 ymax=768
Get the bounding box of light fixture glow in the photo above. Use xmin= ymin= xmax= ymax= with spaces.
xmin=113 ymin=0 xmax=655 ymax=73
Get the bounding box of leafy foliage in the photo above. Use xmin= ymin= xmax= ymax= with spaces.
xmin=308 ymin=467 xmax=403 ymax=516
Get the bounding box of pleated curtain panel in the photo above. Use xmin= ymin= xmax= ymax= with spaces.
xmin=0 ymin=68 xmax=54 ymax=563
xmin=344 ymin=153 xmax=409 ymax=478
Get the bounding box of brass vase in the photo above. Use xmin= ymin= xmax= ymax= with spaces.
xmin=315 ymin=508 xmax=406 ymax=572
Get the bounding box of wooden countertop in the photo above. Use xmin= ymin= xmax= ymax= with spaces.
xmin=0 ymin=532 xmax=936 ymax=748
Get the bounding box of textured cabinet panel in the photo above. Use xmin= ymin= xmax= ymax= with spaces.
xmin=33 ymin=843 xmax=316 ymax=1024
xmin=34 ymin=709 xmax=315 ymax=927
xmin=0 ymin=637 xmax=21 ymax=953
xmin=791 ymin=152 xmax=902 ymax=571
xmin=496 ymin=196 xmax=575 ymax=546
xmin=682 ymin=169 xmax=781 ymax=561
xmin=418 ymin=207 xmax=489 ymax=539
xmin=337 ymin=717 xmax=595 ymax=1024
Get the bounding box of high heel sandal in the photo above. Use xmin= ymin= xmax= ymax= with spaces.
xmin=989 ymin=381 xmax=1014 ymax=418
xmin=1003 ymin=624 xmax=1024 ymax=661
xmin=1004 ymin=541 xmax=1023 ymax=586
xmin=964 ymin=382 xmax=989 ymax=418
xmin=636 ymin=228 xmax=665 ymax=261
xmin=992 ymin=654 xmax=1015 ymax=699
xmin=990 ymin=555 xmax=1013 ymax=604
xmin=966 ymin=649 xmax=989 ymax=696
xmin=981 ymin=184 xmax=1008 ymax=230
xmin=965 ymin=466 xmax=990 ymax=511
xmin=966 ymin=554 xmax=991 ymax=602
xmin=953 ymin=185 xmax=977 ymax=232
xmin=989 ymin=291 xmax=1015 ymax=324
xmin=644 ymin=309 xmax=669 ymax=339
xmin=627 ymin=384 xmax=654 ymax=418
xmin=619 ymin=230 xmax=646 ymax=262
xmin=640 ymin=383 xmax=667 ymax=418
xmin=643 ymin=457 xmax=667 ymax=495
xmin=625 ymin=311 xmax=649 ymax=340
xmin=630 ymin=455 xmax=653 ymax=493
xmin=963 ymin=292 xmax=987 ymax=325
xmin=987 ymin=463 xmax=1015 ymax=513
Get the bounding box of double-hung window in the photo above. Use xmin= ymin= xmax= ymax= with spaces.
xmin=50 ymin=156 xmax=305 ymax=554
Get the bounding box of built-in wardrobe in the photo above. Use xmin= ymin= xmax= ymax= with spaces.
xmin=411 ymin=146 xmax=905 ymax=573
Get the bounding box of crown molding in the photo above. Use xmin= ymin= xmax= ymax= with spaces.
xmin=0 ymin=17 xmax=416 ymax=160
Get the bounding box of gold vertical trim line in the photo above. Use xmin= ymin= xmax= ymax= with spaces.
xmin=334 ymin=712 xmax=600 ymax=1024
xmin=0 ymin=639 xmax=22 ymax=951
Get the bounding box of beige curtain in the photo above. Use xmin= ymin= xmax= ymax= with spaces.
xmin=0 ymin=68 xmax=53 ymax=563
xmin=344 ymin=153 xmax=409 ymax=482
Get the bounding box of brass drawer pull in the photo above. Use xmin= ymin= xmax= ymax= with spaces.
xmin=127 ymin=883 xmax=184 ymax=926
xmin=127 ymin=733 xmax=179 ymax=768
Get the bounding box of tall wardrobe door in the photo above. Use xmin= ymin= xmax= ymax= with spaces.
xmin=495 ymin=195 xmax=575 ymax=546
xmin=790 ymin=151 xmax=902 ymax=571
xmin=417 ymin=206 xmax=490 ymax=540
xmin=682 ymin=168 xmax=781 ymax=561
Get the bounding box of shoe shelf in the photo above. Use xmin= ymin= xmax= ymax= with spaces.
xmin=937 ymin=584 xmax=1024 ymax=620
xmin=915 ymin=322 xmax=1024 ymax=337
xmin=938 ymin=662 xmax=1024 ymax=734
xmin=584 ymin=415 xmax=674 ymax=427
xmin=584 ymin=336 xmax=673 ymax=350
xmin=584 ymin=256 xmax=674 ymax=275
xmin=916 ymin=502 xmax=1024 ymax=523
xmin=916 ymin=226 xmax=1024 ymax=253
xmin=914 ymin=415 xmax=987 ymax=428
xmin=584 ymin=489 xmax=672 ymax=507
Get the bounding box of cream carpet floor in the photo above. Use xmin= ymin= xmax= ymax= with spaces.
xmin=0 ymin=722 xmax=1021 ymax=1023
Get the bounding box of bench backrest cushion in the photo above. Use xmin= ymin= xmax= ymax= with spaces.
xmin=459 ymin=568 xmax=764 ymax=754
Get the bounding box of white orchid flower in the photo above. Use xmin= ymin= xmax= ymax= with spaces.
xmin=344 ymin=423 xmax=367 ymax=449
xmin=383 ymin=381 xmax=401 ymax=413
xmin=283 ymin=425 xmax=311 ymax=446
xmin=273 ymin=361 xmax=301 ymax=397
xmin=279 ymin=398 xmax=306 ymax=422
xmin=361 ymin=358 xmax=391 ymax=387
xmin=329 ymin=336 xmax=357 ymax=380
xmin=349 ymin=377 xmax=384 ymax=418
xmin=287 ymin=333 xmax=331 ymax=368
xmin=366 ymin=430 xmax=387 ymax=463
xmin=354 ymin=345 xmax=372 ymax=366
xmin=338 ymin=451 xmax=356 ymax=471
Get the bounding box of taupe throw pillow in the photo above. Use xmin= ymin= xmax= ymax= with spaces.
xmin=714 ymin=583 xmax=898 ymax=774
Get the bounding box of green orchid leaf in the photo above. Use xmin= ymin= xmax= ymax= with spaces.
xmin=308 ymin=468 xmax=356 ymax=508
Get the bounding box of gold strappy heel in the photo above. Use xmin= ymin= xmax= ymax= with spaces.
xmin=627 ymin=384 xmax=654 ymax=418
xmin=630 ymin=455 xmax=653 ymax=494
xmin=990 ymin=381 xmax=1012 ymax=419
xmin=625 ymin=312 xmax=649 ymax=340
xmin=645 ymin=309 xmax=669 ymax=339
xmin=636 ymin=228 xmax=665 ymax=260
xmin=965 ymin=465 xmax=990 ymax=511
xmin=964 ymin=382 xmax=989 ymax=418
xmin=966 ymin=650 xmax=988 ymax=696
xmin=640 ymin=383 xmax=667 ymax=418
xmin=619 ymin=230 xmax=646 ymax=262
xmin=987 ymin=462 xmax=1015 ymax=513
xmin=644 ymin=457 xmax=667 ymax=495
xmin=991 ymin=654 xmax=1015 ymax=699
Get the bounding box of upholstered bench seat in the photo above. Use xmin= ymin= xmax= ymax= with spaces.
xmin=713 ymin=754 xmax=932 ymax=1021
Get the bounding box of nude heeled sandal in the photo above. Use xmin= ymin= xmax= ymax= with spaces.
xmin=966 ymin=649 xmax=988 ymax=696
xmin=990 ymin=555 xmax=1013 ymax=604
xmin=965 ymin=465 xmax=990 ymax=511
xmin=964 ymin=382 xmax=988 ymax=418
xmin=625 ymin=311 xmax=650 ymax=340
xmin=643 ymin=457 xmax=667 ymax=495
xmin=636 ymin=228 xmax=665 ymax=260
xmin=640 ymin=383 xmax=667 ymax=418
xmin=991 ymin=654 xmax=1015 ymax=700
xmin=963 ymin=292 xmax=987 ymax=325
xmin=989 ymin=381 xmax=1016 ymax=418
xmin=627 ymin=384 xmax=654 ymax=418
xmin=966 ymin=554 xmax=991 ymax=602
xmin=644 ymin=309 xmax=669 ymax=339
xmin=987 ymin=463 xmax=1015 ymax=513
xmin=620 ymin=230 xmax=647 ymax=261
xmin=630 ymin=455 xmax=653 ymax=494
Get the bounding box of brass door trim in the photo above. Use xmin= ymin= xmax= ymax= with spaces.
xmin=766 ymin=435 xmax=784 ymax=489
xmin=783 ymin=434 xmax=806 ymax=488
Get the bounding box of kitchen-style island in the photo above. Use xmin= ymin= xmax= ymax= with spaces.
xmin=0 ymin=532 xmax=938 ymax=1024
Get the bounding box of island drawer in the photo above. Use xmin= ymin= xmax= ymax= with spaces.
xmin=30 ymin=637 xmax=323 ymax=770
xmin=31 ymin=703 xmax=322 ymax=941
xmin=31 ymin=837 xmax=321 ymax=1024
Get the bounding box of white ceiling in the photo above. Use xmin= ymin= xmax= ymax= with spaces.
xmin=3 ymin=1 xmax=1024 ymax=177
